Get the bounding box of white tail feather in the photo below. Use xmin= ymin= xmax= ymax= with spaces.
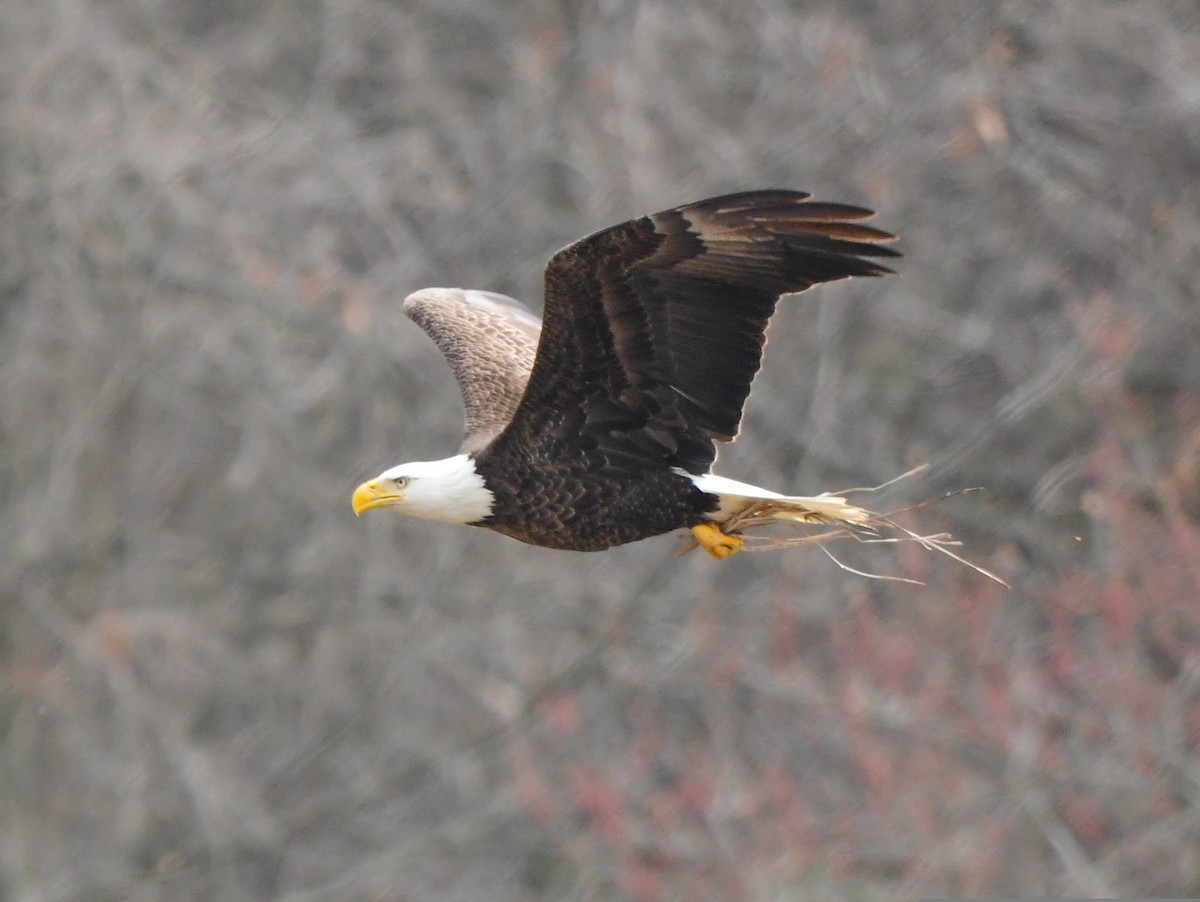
xmin=680 ymin=471 xmax=874 ymax=527
xmin=759 ymin=493 xmax=875 ymax=525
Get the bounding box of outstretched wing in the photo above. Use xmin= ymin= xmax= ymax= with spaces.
xmin=403 ymin=288 xmax=541 ymax=455
xmin=492 ymin=190 xmax=899 ymax=474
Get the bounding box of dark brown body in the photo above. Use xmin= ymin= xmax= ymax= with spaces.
xmin=471 ymin=453 xmax=718 ymax=551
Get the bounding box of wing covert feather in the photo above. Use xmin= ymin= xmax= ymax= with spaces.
xmin=403 ymin=288 xmax=541 ymax=455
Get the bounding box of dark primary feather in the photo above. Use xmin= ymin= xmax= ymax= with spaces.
xmin=489 ymin=190 xmax=898 ymax=476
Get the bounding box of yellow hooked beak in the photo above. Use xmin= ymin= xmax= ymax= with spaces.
xmin=351 ymin=479 xmax=402 ymax=515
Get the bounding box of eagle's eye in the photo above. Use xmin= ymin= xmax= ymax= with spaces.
xmin=393 ymin=476 xmax=409 ymax=490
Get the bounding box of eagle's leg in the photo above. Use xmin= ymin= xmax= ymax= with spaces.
xmin=690 ymin=521 xmax=744 ymax=560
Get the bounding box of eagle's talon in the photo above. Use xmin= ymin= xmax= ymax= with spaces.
xmin=690 ymin=522 xmax=744 ymax=560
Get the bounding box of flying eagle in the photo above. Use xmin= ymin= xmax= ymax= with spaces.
xmin=352 ymin=190 xmax=898 ymax=559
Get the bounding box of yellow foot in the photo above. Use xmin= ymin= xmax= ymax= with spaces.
xmin=690 ymin=522 xmax=744 ymax=560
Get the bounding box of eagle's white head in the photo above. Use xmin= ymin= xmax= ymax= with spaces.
xmin=351 ymin=454 xmax=494 ymax=524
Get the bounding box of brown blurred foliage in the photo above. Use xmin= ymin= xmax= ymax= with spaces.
xmin=2 ymin=1 xmax=1199 ymax=899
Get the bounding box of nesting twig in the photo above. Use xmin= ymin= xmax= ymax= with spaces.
xmin=679 ymin=466 xmax=1010 ymax=588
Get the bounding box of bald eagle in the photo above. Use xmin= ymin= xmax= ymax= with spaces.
xmin=352 ymin=190 xmax=898 ymax=559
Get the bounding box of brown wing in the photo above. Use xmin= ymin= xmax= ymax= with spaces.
xmin=488 ymin=190 xmax=899 ymax=474
xmin=403 ymin=288 xmax=541 ymax=455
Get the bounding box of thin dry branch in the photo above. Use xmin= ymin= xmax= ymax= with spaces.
xmin=679 ymin=468 xmax=1010 ymax=587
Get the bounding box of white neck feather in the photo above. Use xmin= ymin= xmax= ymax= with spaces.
xmin=379 ymin=454 xmax=494 ymax=524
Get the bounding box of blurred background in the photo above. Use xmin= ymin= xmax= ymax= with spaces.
xmin=3 ymin=1 xmax=1199 ymax=899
